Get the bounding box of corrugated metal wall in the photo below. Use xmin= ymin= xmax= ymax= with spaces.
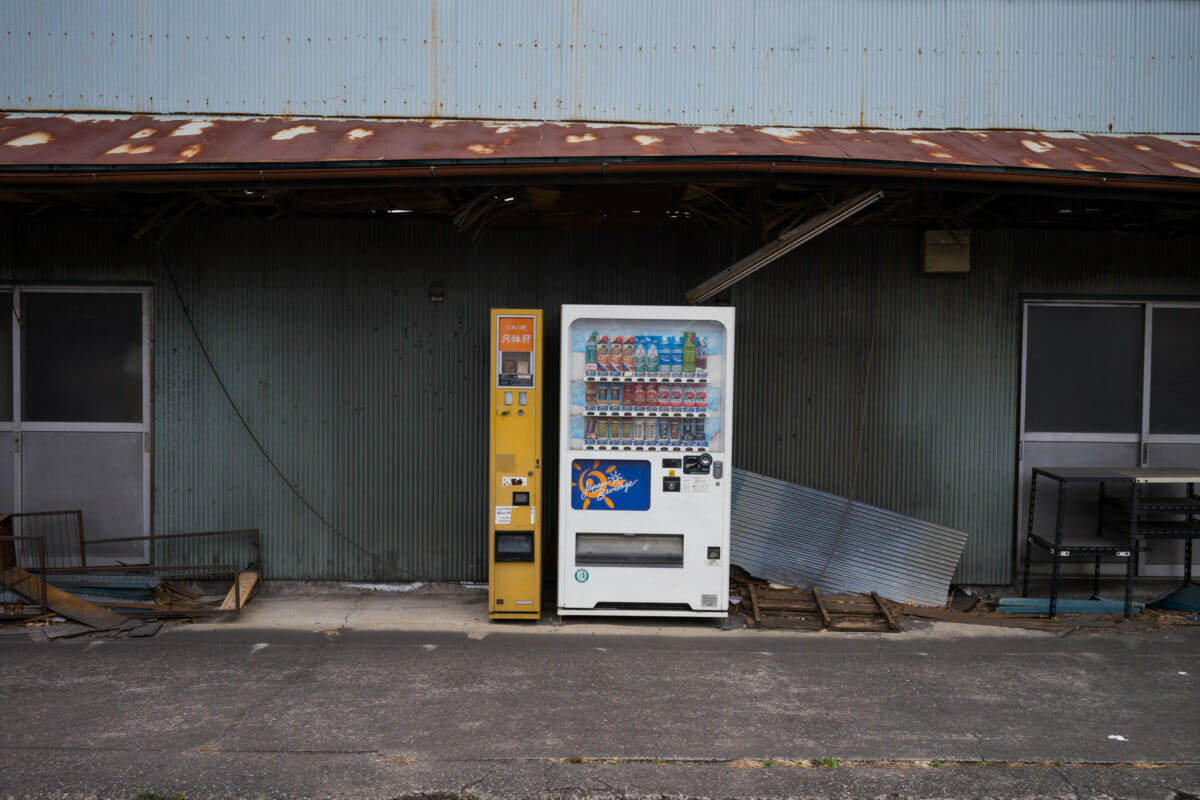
xmin=3 ymin=215 xmax=1197 ymax=582
xmin=4 ymin=0 xmax=1198 ymax=133
xmin=731 ymin=227 xmax=1200 ymax=584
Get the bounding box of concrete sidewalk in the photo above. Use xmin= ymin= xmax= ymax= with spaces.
xmin=2 ymin=583 xmax=1199 ymax=800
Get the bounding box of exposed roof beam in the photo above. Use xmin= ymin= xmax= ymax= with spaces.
xmin=685 ymin=189 xmax=884 ymax=305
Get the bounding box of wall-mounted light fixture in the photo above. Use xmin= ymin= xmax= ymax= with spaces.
xmin=429 ymin=280 xmax=445 ymax=302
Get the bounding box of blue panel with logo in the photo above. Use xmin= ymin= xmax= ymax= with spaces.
xmin=570 ymin=459 xmax=651 ymax=511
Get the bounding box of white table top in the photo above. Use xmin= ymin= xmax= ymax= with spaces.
xmin=1035 ymin=466 xmax=1200 ymax=483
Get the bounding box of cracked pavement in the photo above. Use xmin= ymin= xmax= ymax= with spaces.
xmin=1 ymin=587 xmax=1198 ymax=799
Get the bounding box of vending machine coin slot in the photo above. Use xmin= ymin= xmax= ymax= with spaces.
xmin=683 ymin=454 xmax=712 ymax=474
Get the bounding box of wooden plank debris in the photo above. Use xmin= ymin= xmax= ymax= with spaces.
xmin=1 ymin=565 xmax=129 ymax=630
xmin=219 ymin=571 xmax=260 ymax=611
xmin=900 ymin=604 xmax=1061 ymax=631
xmin=739 ymin=584 xmax=903 ymax=632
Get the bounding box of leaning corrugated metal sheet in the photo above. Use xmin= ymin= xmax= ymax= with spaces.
xmin=730 ymin=469 xmax=968 ymax=608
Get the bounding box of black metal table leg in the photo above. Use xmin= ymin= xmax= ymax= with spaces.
xmin=1024 ymin=471 xmax=1038 ymax=599
xmin=1049 ymin=477 xmax=1066 ymax=618
xmin=1124 ymin=479 xmax=1139 ymax=620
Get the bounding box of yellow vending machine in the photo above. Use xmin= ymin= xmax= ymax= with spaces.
xmin=488 ymin=309 xmax=543 ymax=619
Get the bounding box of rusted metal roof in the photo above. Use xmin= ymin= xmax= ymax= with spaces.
xmin=2 ymin=114 xmax=1199 ymax=190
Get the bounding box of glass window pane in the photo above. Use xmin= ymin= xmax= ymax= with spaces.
xmin=1150 ymin=307 xmax=1200 ymax=435
xmin=0 ymin=293 xmax=11 ymax=421
xmin=22 ymin=292 xmax=143 ymax=423
xmin=1025 ymin=306 xmax=1143 ymax=433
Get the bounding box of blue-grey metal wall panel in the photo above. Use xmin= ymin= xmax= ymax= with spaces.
xmin=730 ymin=227 xmax=1200 ymax=585
xmin=3 ymin=0 xmax=1198 ymax=133
xmin=3 ymin=216 xmax=726 ymax=581
xmin=3 ymin=216 xmax=1198 ymax=582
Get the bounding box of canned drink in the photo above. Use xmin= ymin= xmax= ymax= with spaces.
xmin=595 ymin=419 xmax=609 ymax=444
xmin=645 ymin=382 xmax=658 ymax=407
xmin=585 ymin=418 xmax=596 ymax=443
xmin=622 ymin=383 xmax=635 ymax=410
xmin=671 ymin=388 xmax=683 ymax=409
xmin=622 ymin=420 xmax=634 ymax=444
xmin=694 ymin=418 xmax=706 ymax=445
xmin=681 ymin=419 xmax=694 ymax=444
xmin=684 ymin=390 xmax=696 ymax=411
xmin=657 ymin=419 xmax=670 ymax=445
xmin=669 ymin=420 xmax=682 ymax=442
xmin=585 ymin=382 xmax=597 ymax=407
xmin=633 ymin=383 xmax=646 ymax=406
xmin=696 ymin=390 xmax=707 ymax=413
xmin=595 ymin=383 xmax=608 ymax=407
xmin=633 ymin=419 xmax=645 ymax=442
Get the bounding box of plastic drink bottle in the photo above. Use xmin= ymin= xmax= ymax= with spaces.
xmin=596 ymin=335 xmax=610 ymax=373
xmin=634 ymin=337 xmax=646 ymax=374
xmin=682 ymin=332 xmax=697 ymax=373
xmin=622 ymin=337 xmax=636 ymax=372
xmin=659 ymin=337 xmax=671 ymax=373
xmin=695 ymin=337 xmax=707 ymax=371
xmin=586 ymin=331 xmax=598 ymax=366
xmin=670 ymin=337 xmax=683 ymax=374
xmin=647 ymin=338 xmax=659 ymax=373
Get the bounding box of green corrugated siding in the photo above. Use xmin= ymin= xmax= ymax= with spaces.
xmin=3 ymin=216 xmax=1196 ymax=583
xmin=732 ymin=228 xmax=1199 ymax=584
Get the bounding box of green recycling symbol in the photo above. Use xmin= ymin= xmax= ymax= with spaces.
xmin=574 ymin=568 xmax=589 ymax=583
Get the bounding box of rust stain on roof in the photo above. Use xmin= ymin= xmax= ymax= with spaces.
xmin=0 ymin=114 xmax=1197 ymax=188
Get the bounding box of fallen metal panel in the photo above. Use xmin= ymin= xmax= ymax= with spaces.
xmin=730 ymin=468 xmax=969 ymax=607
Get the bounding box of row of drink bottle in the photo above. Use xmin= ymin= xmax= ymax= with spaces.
xmin=585 ymin=381 xmax=708 ymax=413
xmin=585 ymin=331 xmax=707 ymax=376
xmin=585 ymin=417 xmax=707 ymax=447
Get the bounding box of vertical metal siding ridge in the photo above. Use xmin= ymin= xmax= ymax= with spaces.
xmin=3 ymin=0 xmax=1199 ymax=133
xmin=730 ymin=468 xmax=969 ymax=607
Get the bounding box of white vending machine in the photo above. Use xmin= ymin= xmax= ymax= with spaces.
xmin=558 ymin=304 xmax=735 ymax=617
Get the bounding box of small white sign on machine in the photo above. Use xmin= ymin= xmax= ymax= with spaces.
xmin=494 ymin=506 xmax=513 ymax=525
xmin=501 ymin=476 xmax=528 ymax=486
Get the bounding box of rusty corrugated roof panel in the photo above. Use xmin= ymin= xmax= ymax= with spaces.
xmin=2 ymin=114 xmax=1199 ymax=188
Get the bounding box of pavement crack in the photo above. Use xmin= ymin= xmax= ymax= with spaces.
xmin=341 ymin=595 xmax=363 ymax=630
xmin=460 ymin=765 xmax=500 ymax=795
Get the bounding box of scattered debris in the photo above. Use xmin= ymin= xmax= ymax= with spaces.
xmin=899 ymin=605 xmax=1062 ymax=632
xmin=1 ymin=564 xmax=129 ymax=630
xmin=1148 ymin=583 xmax=1200 ymax=612
xmin=739 ymin=581 xmax=902 ymax=632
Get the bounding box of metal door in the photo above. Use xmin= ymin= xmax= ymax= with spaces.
xmin=1018 ymin=301 xmax=1200 ymax=578
xmin=12 ymin=288 xmax=152 ymax=566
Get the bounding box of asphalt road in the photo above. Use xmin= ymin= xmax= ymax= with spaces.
xmin=1 ymin=619 xmax=1199 ymax=799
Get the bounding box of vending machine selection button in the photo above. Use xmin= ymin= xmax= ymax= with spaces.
xmin=518 ymin=391 xmax=528 ymax=405
xmin=504 ymin=391 xmax=513 ymax=405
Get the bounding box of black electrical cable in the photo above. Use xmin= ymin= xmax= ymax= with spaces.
xmin=158 ymin=248 xmax=423 ymax=581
